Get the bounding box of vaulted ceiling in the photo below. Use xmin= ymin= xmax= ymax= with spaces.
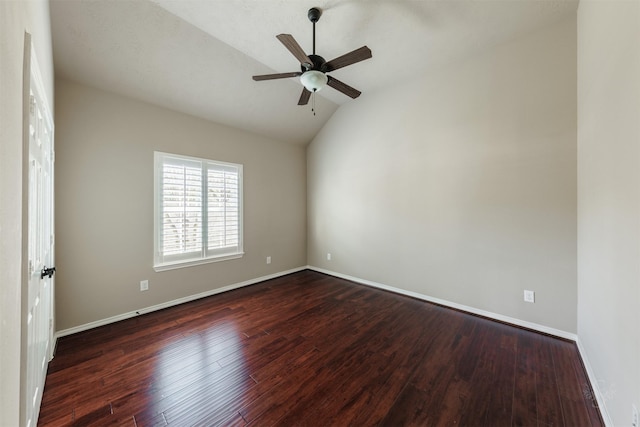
xmin=50 ymin=0 xmax=578 ymax=145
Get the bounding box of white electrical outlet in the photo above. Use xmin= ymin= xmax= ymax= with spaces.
xmin=632 ymin=404 xmax=638 ymax=427
xmin=140 ymin=280 xmax=149 ymax=291
xmin=327 ymin=253 xmax=331 ymax=261
xmin=524 ymin=290 xmax=535 ymax=303
xmin=266 ymin=256 xmax=271 ymax=264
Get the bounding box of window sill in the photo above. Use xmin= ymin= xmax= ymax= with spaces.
xmin=154 ymin=252 xmax=244 ymax=272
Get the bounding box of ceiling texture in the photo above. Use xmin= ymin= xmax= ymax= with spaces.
xmin=50 ymin=0 xmax=578 ymax=145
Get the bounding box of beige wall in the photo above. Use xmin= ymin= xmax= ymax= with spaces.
xmin=577 ymin=0 xmax=640 ymax=425
xmin=0 ymin=0 xmax=54 ymax=425
xmin=308 ymin=17 xmax=577 ymax=333
xmin=54 ymin=79 xmax=307 ymax=331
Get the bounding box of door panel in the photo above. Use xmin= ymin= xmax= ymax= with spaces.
xmin=25 ymin=41 xmax=54 ymax=427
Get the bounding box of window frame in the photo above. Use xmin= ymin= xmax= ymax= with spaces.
xmin=153 ymin=151 xmax=243 ymax=272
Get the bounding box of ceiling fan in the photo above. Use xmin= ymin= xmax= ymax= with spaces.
xmin=252 ymin=7 xmax=372 ymax=108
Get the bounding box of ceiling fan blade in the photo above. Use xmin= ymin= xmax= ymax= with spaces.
xmin=327 ymin=76 xmax=361 ymax=99
xmin=323 ymin=46 xmax=372 ymax=72
xmin=298 ymin=88 xmax=312 ymax=105
xmin=253 ymin=72 xmax=302 ymax=81
xmin=276 ymin=34 xmax=312 ymax=68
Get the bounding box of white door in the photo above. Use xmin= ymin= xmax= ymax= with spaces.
xmin=25 ymin=39 xmax=55 ymax=427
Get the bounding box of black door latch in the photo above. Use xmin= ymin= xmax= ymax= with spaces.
xmin=41 ymin=267 xmax=56 ymax=279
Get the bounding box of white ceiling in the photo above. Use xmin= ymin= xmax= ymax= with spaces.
xmin=50 ymin=0 xmax=578 ymax=145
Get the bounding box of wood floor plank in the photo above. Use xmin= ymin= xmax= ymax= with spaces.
xmin=480 ymin=326 xmax=518 ymax=427
xmin=550 ymin=339 xmax=598 ymax=427
xmin=535 ymin=335 xmax=568 ymax=426
xmin=38 ymin=270 xmax=604 ymax=427
xmin=511 ymin=331 xmax=540 ymax=427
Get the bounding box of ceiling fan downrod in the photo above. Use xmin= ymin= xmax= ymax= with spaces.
xmin=309 ymin=7 xmax=322 ymax=116
xmin=308 ymin=7 xmax=321 ymax=56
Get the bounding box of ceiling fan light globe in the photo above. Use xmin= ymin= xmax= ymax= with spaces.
xmin=300 ymin=70 xmax=328 ymax=92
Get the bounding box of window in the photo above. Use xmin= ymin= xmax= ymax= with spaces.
xmin=154 ymin=152 xmax=243 ymax=271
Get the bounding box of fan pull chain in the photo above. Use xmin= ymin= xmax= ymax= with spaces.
xmin=312 ymin=90 xmax=316 ymax=116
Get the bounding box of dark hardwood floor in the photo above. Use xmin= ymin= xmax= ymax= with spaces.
xmin=39 ymin=270 xmax=603 ymax=426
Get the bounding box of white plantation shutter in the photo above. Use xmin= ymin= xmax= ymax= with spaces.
xmin=154 ymin=152 xmax=243 ymax=270
xmin=162 ymin=159 xmax=203 ymax=257
xmin=208 ymin=167 xmax=240 ymax=252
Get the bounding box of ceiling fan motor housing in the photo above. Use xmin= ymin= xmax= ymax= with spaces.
xmin=302 ymin=54 xmax=326 ymax=72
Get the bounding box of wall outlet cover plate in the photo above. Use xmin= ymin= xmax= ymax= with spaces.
xmin=524 ymin=290 xmax=535 ymax=303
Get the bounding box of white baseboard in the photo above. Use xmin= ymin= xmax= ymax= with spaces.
xmin=306 ymin=265 xmax=578 ymax=341
xmin=55 ymin=267 xmax=307 ymax=339
xmin=576 ymin=337 xmax=613 ymax=426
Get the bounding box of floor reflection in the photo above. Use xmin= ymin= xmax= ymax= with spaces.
xmin=150 ymin=319 xmax=250 ymax=422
